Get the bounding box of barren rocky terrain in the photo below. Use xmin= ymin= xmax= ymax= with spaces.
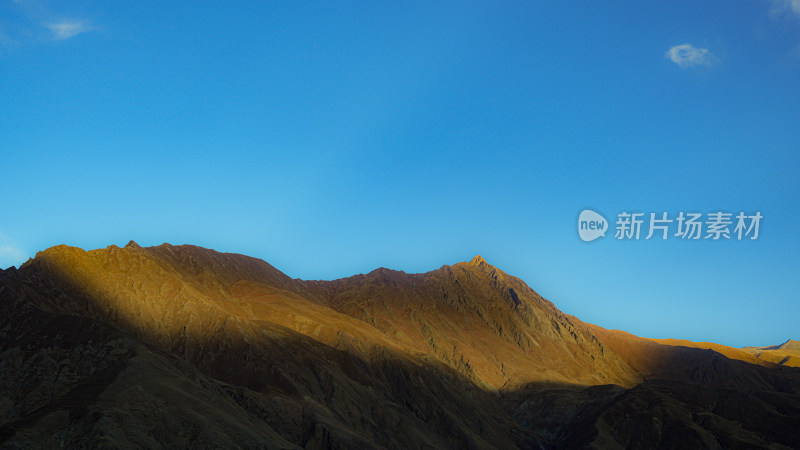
xmin=1 ymin=243 xmax=798 ymax=448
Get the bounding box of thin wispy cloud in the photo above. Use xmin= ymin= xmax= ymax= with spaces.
xmin=45 ymin=20 xmax=93 ymax=40
xmin=665 ymin=43 xmax=719 ymax=68
xmin=770 ymin=0 xmax=800 ymax=19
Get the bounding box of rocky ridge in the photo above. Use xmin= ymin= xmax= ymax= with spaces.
xmin=0 ymin=243 xmax=797 ymax=448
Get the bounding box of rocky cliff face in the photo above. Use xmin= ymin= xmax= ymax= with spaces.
xmin=1 ymin=243 xmax=798 ymax=448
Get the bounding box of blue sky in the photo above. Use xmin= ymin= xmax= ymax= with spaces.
xmin=1 ymin=1 xmax=798 ymax=347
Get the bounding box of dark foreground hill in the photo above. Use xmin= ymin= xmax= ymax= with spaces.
xmin=0 ymin=243 xmax=798 ymax=448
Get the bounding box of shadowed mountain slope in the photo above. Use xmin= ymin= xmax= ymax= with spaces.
xmin=1 ymin=243 xmax=798 ymax=448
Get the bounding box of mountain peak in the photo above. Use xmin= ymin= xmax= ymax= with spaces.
xmin=469 ymin=255 xmax=489 ymax=267
xmin=744 ymin=339 xmax=800 ymax=351
xmin=125 ymin=240 xmax=141 ymax=249
xmin=778 ymin=339 xmax=800 ymax=351
xmin=4 ymin=242 xmax=800 ymax=448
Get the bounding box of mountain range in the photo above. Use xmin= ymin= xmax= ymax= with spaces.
xmin=0 ymin=242 xmax=798 ymax=448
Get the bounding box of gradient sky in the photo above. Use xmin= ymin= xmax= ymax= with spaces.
xmin=2 ymin=1 xmax=799 ymax=347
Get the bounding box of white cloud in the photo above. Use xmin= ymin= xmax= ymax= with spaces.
xmin=771 ymin=0 xmax=800 ymax=18
xmin=665 ymin=43 xmax=719 ymax=68
xmin=45 ymin=20 xmax=93 ymax=40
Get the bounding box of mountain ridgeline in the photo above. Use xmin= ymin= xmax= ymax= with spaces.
xmin=0 ymin=243 xmax=798 ymax=449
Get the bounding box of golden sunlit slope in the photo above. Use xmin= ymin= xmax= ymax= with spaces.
xmin=301 ymin=254 xmax=641 ymax=389
xmin=19 ymin=243 xmax=639 ymax=389
xmin=2 ymin=242 xmax=798 ymax=448
xmin=627 ymin=336 xmax=800 ymax=369
xmin=8 ymin=244 xmax=540 ymax=449
xmin=743 ymin=340 xmax=800 ymax=368
xmin=586 ymin=325 xmax=798 ymax=391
